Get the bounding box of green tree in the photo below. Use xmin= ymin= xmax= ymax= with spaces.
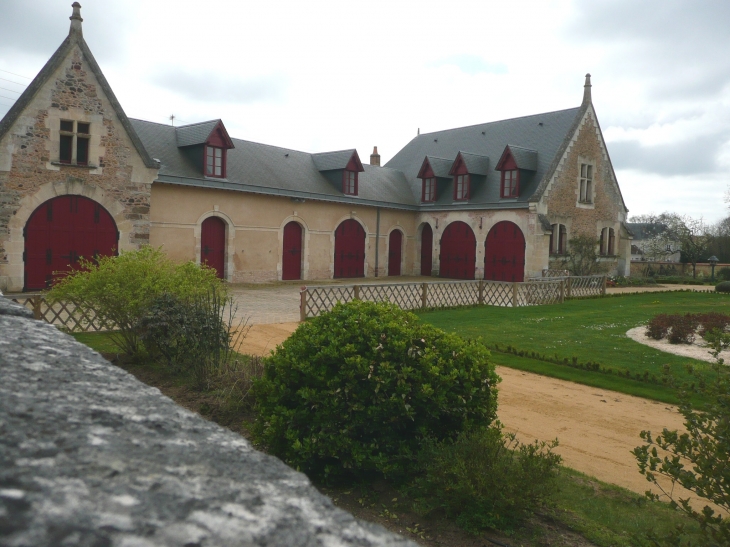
xmin=557 ymin=234 xmax=607 ymax=276
xmin=633 ymin=330 xmax=730 ymax=546
xmin=48 ymin=246 xmax=224 ymax=356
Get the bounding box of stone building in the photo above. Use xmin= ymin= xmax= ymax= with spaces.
xmin=0 ymin=4 xmax=631 ymax=292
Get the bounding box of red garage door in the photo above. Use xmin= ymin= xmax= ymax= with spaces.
xmin=388 ymin=230 xmax=402 ymax=276
xmin=24 ymin=195 xmax=118 ymax=290
xmin=334 ymin=219 xmax=365 ymax=278
xmin=420 ymin=224 xmax=433 ymax=276
xmin=439 ymin=221 xmax=476 ymax=279
xmin=201 ymin=216 xmax=226 ymax=279
xmin=282 ymin=221 xmax=303 ymax=280
xmin=484 ymin=221 xmax=525 ymax=282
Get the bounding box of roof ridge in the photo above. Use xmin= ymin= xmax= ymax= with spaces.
xmin=175 ymin=119 xmax=221 ymax=129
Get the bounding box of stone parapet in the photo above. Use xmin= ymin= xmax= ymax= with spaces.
xmin=0 ymin=298 xmax=416 ymax=547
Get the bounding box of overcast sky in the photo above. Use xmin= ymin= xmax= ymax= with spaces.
xmin=1 ymin=0 xmax=729 ymax=223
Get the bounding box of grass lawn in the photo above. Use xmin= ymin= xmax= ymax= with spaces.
xmin=419 ymin=291 xmax=730 ymax=403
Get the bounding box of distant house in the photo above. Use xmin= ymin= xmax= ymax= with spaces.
xmin=626 ymin=223 xmax=681 ymax=262
xmin=0 ymin=4 xmax=632 ymax=292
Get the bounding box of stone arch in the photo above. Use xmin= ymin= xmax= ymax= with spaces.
xmin=329 ymin=215 xmax=369 ymax=278
xmin=439 ymin=220 xmax=476 ymax=279
xmin=386 ymin=227 xmax=404 ymax=276
xmin=194 ymin=210 xmax=236 ymax=282
xmin=418 ymin=222 xmax=434 ymax=276
xmin=484 ymin=220 xmax=525 ymax=282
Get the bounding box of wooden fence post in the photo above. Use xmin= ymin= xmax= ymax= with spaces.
xmin=32 ymin=295 xmax=42 ymax=320
xmin=353 ymin=285 xmax=360 ymax=301
xmin=478 ymin=280 xmax=485 ymax=305
xmin=559 ymin=280 xmax=565 ymax=304
xmin=421 ymin=283 xmax=428 ymax=309
xmin=512 ymin=282 xmax=518 ymax=308
xmin=299 ymin=288 xmax=307 ymax=321
xmin=566 ymin=277 xmax=572 ymax=299
xmin=602 ymin=275 xmax=607 ymax=295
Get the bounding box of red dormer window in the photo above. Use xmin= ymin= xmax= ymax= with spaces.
xmin=205 ymin=145 xmax=225 ymax=178
xmin=422 ymin=177 xmax=436 ymax=202
xmin=454 ymin=174 xmax=469 ymax=200
xmin=343 ymin=170 xmax=358 ymax=195
xmin=502 ymin=169 xmax=519 ymax=198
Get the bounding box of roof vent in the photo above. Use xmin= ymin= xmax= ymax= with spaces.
xmin=434 ymin=139 xmax=438 ymax=143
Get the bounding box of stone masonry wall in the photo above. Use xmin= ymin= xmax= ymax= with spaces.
xmin=0 ymin=296 xmax=416 ymax=547
xmin=0 ymin=44 xmax=156 ymax=291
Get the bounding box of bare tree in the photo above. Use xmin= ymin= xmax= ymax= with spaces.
xmin=557 ymin=234 xmax=607 ymax=276
xmin=658 ymin=213 xmax=710 ymax=278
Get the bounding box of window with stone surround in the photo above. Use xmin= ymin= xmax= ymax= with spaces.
xmin=550 ymin=223 xmax=567 ymax=255
xmin=59 ymin=120 xmax=90 ymax=165
xmin=599 ymin=227 xmax=615 ymax=256
xmin=579 ymin=163 xmax=593 ymax=203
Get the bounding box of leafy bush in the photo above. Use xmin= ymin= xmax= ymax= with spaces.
xmin=253 ymin=301 xmax=498 ymax=479
xmin=48 ymin=247 xmax=224 ymax=356
xmin=410 ymin=425 xmax=561 ymax=532
xmin=646 ymin=312 xmax=729 ymax=345
xmin=646 ymin=314 xmax=672 ymax=340
xmin=716 ymin=281 xmax=730 ymax=293
xmin=137 ymin=291 xmax=233 ymax=387
xmin=717 ymin=267 xmax=730 ymax=281
xmin=667 ymin=314 xmax=698 ymax=344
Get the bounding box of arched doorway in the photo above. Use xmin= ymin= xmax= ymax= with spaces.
xmin=388 ymin=230 xmax=402 ymax=276
xmin=484 ymin=221 xmax=525 ymax=282
xmin=282 ymin=221 xmax=303 ymax=280
xmin=420 ymin=224 xmax=433 ymax=276
xmin=334 ymin=219 xmax=365 ymax=278
xmin=201 ymin=216 xmax=226 ymax=279
xmin=24 ymin=195 xmax=118 ymax=290
xmin=439 ymin=221 xmax=476 ymax=279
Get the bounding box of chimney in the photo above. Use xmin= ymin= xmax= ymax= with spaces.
xmin=582 ymin=73 xmax=592 ymax=105
xmin=69 ymin=2 xmax=83 ymax=36
xmin=370 ymin=146 xmax=380 ymax=167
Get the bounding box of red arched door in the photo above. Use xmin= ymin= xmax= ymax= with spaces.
xmin=282 ymin=221 xmax=303 ymax=280
xmin=420 ymin=224 xmax=433 ymax=276
xmin=388 ymin=230 xmax=402 ymax=276
xmin=201 ymin=217 xmax=226 ymax=279
xmin=334 ymin=219 xmax=365 ymax=278
xmin=439 ymin=221 xmax=476 ymax=279
xmin=24 ymin=195 xmax=118 ymax=290
xmin=484 ymin=221 xmax=525 ymax=282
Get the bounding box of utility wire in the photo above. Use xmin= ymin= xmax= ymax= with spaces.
xmin=0 ymin=68 xmax=32 ymax=79
xmin=0 ymin=76 xmax=27 ymax=87
xmin=0 ymin=95 xmax=18 ymax=102
xmin=0 ymin=86 xmax=21 ymax=94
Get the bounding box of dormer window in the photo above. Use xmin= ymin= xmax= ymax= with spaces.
xmin=205 ymin=145 xmax=225 ymax=177
xmin=454 ymin=174 xmax=470 ymax=200
xmin=422 ymin=177 xmax=436 ymax=202
xmin=501 ymin=169 xmax=519 ymax=198
xmin=343 ymin=170 xmax=358 ymax=195
xmin=59 ymin=120 xmax=90 ymax=165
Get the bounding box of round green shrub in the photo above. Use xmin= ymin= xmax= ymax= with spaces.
xmin=253 ymin=301 xmax=498 ymax=479
xmin=716 ymin=281 xmax=730 ymax=293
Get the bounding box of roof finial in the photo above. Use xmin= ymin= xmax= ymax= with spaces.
xmin=69 ymin=2 xmax=83 ymax=36
xmin=583 ymin=73 xmax=592 ymax=104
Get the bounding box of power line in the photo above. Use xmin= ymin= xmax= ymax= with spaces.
xmin=0 ymin=76 xmax=27 ymax=87
xmin=0 ymin=95 xmax=18 ymax=102
xmin=0 ymin=68 xmax=32 ymax=79
xmin=0 ymin=86 xmax=21 ymax=94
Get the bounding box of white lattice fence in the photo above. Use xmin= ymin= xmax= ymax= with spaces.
xmin=565 ymin=275 xmax=605 ymax=298
xmin=7 ymin=294 xmax=114 ymax=332
xmin=482 ymin=282 xmax=516 ymax=307
xmin=516 ymin=280 xmax=564 ymax=306
xmin=358 ymin=284 xmax=423 ymax=310
xmin=301 ymin=285 xmax=356 ymax=318
xmin=426 ymin=281 xmax=481 ymax=308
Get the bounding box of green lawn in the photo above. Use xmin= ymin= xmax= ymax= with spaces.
xmin=419 ymin=291 xmax=729 ymax=402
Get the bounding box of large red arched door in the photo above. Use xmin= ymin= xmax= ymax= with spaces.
xmin=420 ymin=224 xmax=433 ymax=276
xmin=334 ymin=219 xmax=365 ymax=278
xmin=439 ymin=221 xmax=476 ymax=279
xmin=388 ymin=230 xmax=402 ymax=276
xmin=484 ymin=221 xmax=526 ymax=282
xmin=201 ymin=216 xmax=226 ymax=279
xmin=24 ymin=195 xmax=118 ymax=290
xmin=282 ymin=221 xmax=303 ymax=280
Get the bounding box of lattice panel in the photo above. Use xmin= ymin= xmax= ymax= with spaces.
xmin=482 ymin=282 xmax=515 ymax=307
xmin=426 ymin=281 xmax=480 ymax=308
xmin=568 ymin=275 xmax=605 ymax=298
xmin=304 ymin=286 xmax=355 ymax=317
xmin=542 ymin=268 xmax=570 ymax=278
xmin=517 ymin=280 xmax=563 ymax=306
xmin=8 ymin=295 xmax=113 ymax=332
xmin=359 ymin=284 xmax=422 ymax=310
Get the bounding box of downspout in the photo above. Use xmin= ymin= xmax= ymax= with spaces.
xmin=375 ymin=207 xmax=381 ymax=277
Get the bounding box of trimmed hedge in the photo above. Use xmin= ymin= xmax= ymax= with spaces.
xmin=253 ymin=301 xmax=498 ymax=479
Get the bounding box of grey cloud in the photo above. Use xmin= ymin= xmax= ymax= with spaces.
xmin=151 ymin=71 xmax=288 ymax=104
xmin=607 ymin=130 xmax=729 ymax=176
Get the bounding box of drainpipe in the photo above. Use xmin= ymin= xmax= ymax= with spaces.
xmin=375 ymin=207 xmax=381 ymax=277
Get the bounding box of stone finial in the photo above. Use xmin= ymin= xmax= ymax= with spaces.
xmin=583 ymin=73 xmax=592 ymax=104
xmin=370 ymin=146 xmax=380 ymax=166
xmin=69 ymin=2 xmax=83 ymax=36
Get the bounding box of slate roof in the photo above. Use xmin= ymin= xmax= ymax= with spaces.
xmin=508 ymin=146 xmax=538 ymax=171
xmin=459 ymin=152 xmax=490 ymax=176
xmin=0 ymin=28 xmax=156 ymax=169
xmin=425 ymin=156 xmax=453 ymax=178
xmin=385 ymin=107 xmax=585 ymax=210
xmin=176 ymin=120 xmax=222 ymax=147
xmin=312 ymin=150 xmax=359 ymax=171
xmin=131 ymin=119 xmax=416 ymax=209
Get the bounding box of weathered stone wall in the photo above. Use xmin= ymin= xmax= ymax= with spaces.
xmin=0 ymin=44 xmax=157 ymax=291
xmin=0 ymin=297 xmax=416 ymax=547
xmin=538 ymin=108 xmax=629 ymax=275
